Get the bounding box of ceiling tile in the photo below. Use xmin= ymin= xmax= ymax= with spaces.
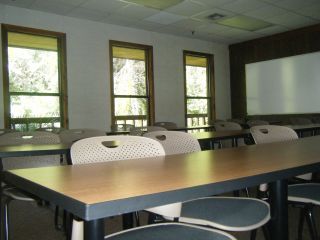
xmin=255 ymin=24 xmax=288 ymax=34
xmin=192 ymin=0 xmax=237 ymax=8
xmin=80 ymin=0 xmax=128 ymax=13
xmin=132 ymin=20 xmax=165 ymax=31
xmin=192 ymin=7 xmax=235 ymax=21
xmin=273 ymin=0 xmax=319 ymax=11
xmin=31 ymin=0 xmax=76 ymax=15
xmin=299 ymin=3 xmax=320 ymax=20
xmin=219 ymin=0 xmax=269 ymax=14
xmin=67 ymin=7 xmax=107 ymax=21
xmin=244 ymin=5 xmax=287 ymax=20
xmin=115 ymin=4 xmax=160 ymax=20
xmin=0 ymin=0 xmax=36 ymax=8
xmin=101 ymin=14 xmax=139 ymax=27
xmin=196 ymin=22 xmax=234 ymax=34
xmin=266 ymin=12 xmax=318 ymax=28
xmin=171 ymin=18 xmax=205 ymax=30
xmin=165 ymin=0 xmax=208 ymax=16
xmin=144 ymin=12 xmax=186 ymax=25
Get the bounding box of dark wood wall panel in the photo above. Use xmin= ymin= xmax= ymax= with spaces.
xmin=229 ymin=24 xmax=320 ymax=119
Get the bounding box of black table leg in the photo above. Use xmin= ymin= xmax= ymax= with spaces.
xmin=268 ymin=179 xmax=288 ymax=240
xmin=84 ymin=219 xmax=104 ymax=240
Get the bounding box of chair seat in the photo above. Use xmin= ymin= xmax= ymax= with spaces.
xmin=288 ymin=183 xmax=320 ymax=205
xmin=3 ymin=186 xmax=35 ymax=201
xmin=179 ymin=197 xmax=270 ymax=231
xmin=105 ymin=223 xmax=236 ymax=240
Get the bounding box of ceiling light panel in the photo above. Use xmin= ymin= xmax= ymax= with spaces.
xmin=216 ymin=15 xmax=273 ymax=31
xmin=121 ymin=0 xmax=183 ymax=10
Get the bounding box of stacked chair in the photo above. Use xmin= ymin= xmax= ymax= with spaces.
xmin=69 ymin=135 xmax=236 ymax=240
xmin=250 ymin=125 xmax=320 ymax=240
xmin=144 ymin=131 xmax=270 ymax=240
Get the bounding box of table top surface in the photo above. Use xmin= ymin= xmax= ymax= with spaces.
xmin=4 ymin=135 xmax=320 ymax=221
xmin=0 ymin=143 xmax=71 ymax=158
xmin=193 ymin=129 xmax=250 ymax=140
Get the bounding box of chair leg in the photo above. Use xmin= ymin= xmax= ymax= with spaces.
xmin=305 ymin=205 xmax=318 ymax=240
xmin=134 ymin=211 xmax=140 ymax=226
xmin=2 ymin=196 xmax=12 ymax=240
xmin=262 ymin=225 xmax=271 ymax=240
xmin=250 ymin=229 xmax=257 ymax=240
xmin=297 ymin=208 xmax=305 ymax=240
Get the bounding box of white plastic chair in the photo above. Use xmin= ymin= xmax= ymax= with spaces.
xmin=153 ymin=121 xmax=177 ymax=130
xmin=0 ymin=131 xmax=61 ymax=240
xmin=250 ymin=125 xmax=319 ymax=240
xmin=247 ymin=120 xmax=269 ymax=127
xmin=70 ymin=136 xmax=236 ymax=240
xmin=214 ymin=121 xmax=246 ymax=148
xmin=143 ymin=131 xmax=270 ymax=239
xmin=59 ymin=128 xmax=106 ymax=144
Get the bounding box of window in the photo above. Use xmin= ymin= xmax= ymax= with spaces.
xmin=110 ymin=40 xmax=154 ymax=127
xmin=184 ymin=51 xmax=215 ymax=127
xmin=1 ymin=24 xmax=68 ymax=131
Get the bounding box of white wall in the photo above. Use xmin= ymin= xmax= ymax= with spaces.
xmin=0 ymin=4 xmax=231 ymax=130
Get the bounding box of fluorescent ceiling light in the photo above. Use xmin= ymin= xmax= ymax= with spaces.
xmin=122 ymin=0 xmax=184 ymax=10
xmin=216 ymin=15 xmax=273 ymax=31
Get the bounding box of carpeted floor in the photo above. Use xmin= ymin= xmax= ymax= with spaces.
xmin=5 ymin=194 xmax=320 ymax=240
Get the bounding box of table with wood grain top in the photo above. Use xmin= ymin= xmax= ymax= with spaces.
xmin=193 ymin=129 xmax=251 ymax=148
xmin=4 ymin=136 xmax=320 ymax=240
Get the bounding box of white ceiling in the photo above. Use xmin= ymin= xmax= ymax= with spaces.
xmin=1 ymin=0 xmax=320 ymax=44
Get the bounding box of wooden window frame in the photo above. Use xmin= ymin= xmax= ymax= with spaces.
xmin=183 ymin=50 xmax=215 ymax=126
xmin=1 ymin=24 xmax=68 ymax=129
xmin=109 ymin=40 xmax=154 ymax=126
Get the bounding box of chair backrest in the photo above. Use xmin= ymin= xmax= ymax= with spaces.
xmin=143 ymin=131 xmax=200 ymax=217
xmin=153 ymin=122 xmax=177 ymax=130
xmin=0 ymin=131 xmax=61 ymax=170
xmin=214 ymin=121 xmax=242 ymax=131
xmin=250 ymin=125 xmax=311 ymax=180
xmin=71 ymin=136 xmax=165 ymax=164
xmin=290 ymin=117 xmax=312 ymax=125
xmin=228 ymin=118 xmax=246 ymax=125
xmin=250 ymin=125 xmax=298 ymax=144
xmin=59 ymin=128 xmax=106 ymax=144
xmin=70 ymin=135 xmax=182 ymax=217
xmin=129 ymin=127 xmax=144 ymax=136
xmin=146 ymin=126 xmax=167 ymax=132
xmin=110 ymin=124 xmax=134 ymax=132
xmin=247 ymin=119 xmax=269 ymax=127
xmin=143 ymin=131 xmax=201 ymax=155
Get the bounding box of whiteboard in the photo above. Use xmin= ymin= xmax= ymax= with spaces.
xmin=245 ymin=51 xmax=320 ymax=115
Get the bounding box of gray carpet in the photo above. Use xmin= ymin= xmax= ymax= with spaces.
xmin=6 ymin=197 xmax=320 ymax=240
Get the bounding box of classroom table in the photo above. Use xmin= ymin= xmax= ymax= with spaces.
xmin=286 ymin=124 xmax=320 ymax=137
xmin=4 ymin=135 xmax=320 ymax=240
xmin=193 ymin=129 xmax=251 ymax=148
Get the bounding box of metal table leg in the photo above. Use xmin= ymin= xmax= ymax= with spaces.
xmin=84 ymin=219 xmax=105 ymax=240
xmin=268 ymin=179 xmax=288 ymax=240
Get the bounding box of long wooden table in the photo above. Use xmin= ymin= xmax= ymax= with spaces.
xmin=4 ymin=136 xmax=320 ymax=240
xmin=193 ymin=129 xmax=251 ymax=148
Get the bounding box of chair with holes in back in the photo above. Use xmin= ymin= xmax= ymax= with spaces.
xmin=69 ymin=135 xmax=236 ymax=240
xmin=0 ymin=131 xmax=61 ymax=240
xmin=59 ymin=128 xmax=106 ymax=144
xmin=153 ymin=121 xmax=177 ymax=130
xmin=143 ymin=131 xmax=271 ymax=240
xmin=246 ymin=120 xmax=269 ymax=128
xmin=250 ymin=125 xmax=320 ymax=240
xmin=214 ymin=121 xmax=246 ymax=148
xmin=146 ymin=126 xmax=167 ymax=132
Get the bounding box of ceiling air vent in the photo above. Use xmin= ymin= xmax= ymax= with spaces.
xmin=207 ymin=13 xmax=225 ymax=21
